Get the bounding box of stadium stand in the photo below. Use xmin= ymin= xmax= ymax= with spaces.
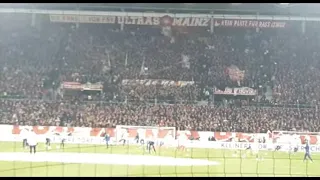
xmin=0 ymin=4 xmax=320 ymax=177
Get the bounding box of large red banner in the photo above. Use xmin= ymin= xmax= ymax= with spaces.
xmin=12 ymin=126 xmax=319 ymax=144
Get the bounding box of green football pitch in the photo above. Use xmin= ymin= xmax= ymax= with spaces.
xmin=0 ymin=141 xmax=318 ymax=177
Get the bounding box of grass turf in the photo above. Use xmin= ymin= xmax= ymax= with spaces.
xmin=0 ymin=141 xmax=318 ymax=177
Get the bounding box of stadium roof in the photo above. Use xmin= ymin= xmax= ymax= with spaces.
xmin=1 ymin=3 xmax=320 ymax=16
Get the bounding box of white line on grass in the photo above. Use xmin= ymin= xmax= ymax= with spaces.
xmin=0 ymin=152 xmax=220 ymax=166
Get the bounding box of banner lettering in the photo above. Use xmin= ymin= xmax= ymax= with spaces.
xmin=122 ymin=79 xmax=194 ymax=87
xmin=82 ymin=83 xmax=103 ymax=91
xmin=214 ymin=87 xmax=257 ymax=96
xmin=183 ymin=141 xmax=320 ymax=153
xmin=62 ymin=82 xmax=82 ymax=90
xmin=214 ymin=19 xmax=286 ymax=28
xmin=50 ymin=15 xmax=211 ymax=27
xmin=62 ymin=82 xmax=103 ymax=91
xmin=50 ymin=15 xmax=287 ymax=29
xmin=4 ymin=125 xmax=320 ymax=149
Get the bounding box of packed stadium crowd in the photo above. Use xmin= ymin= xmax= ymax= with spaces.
xmin=1 ymin=99 xmax=319 ymax=133
xmin=0 ymin=14 xmax=320 ymax=133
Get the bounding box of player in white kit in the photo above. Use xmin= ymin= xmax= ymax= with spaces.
xmin=288 ymin=134 xmax=299 ymax=154
xmin=251 ymin=137 xmax=259 ymax=153
xmin=230 ymin=135 xmax=238 ymax=157
xmin=119 ymin=130 xmax=128 ymax=146
xmin=305 ymin=135 xmax=310 ymax=144
xmin=161 ymin=132 xmax=174 ymax=149
xmin=177 ymin=133 xmax=188 ymax=152
xmin=293 ymin=134 xmax=301 ymax=154
xmin=251 ymin=135 xmax=263 ymax=160
xmin=137 ymin=129 xmax=146 ymax=148
xmin=27 ymin=130 xmax=37 ymax=154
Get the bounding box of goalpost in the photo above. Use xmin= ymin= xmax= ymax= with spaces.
xmin=115 ymin=125 xmax=176 ymax=146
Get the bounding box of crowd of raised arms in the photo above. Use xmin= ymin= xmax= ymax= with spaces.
xmin=1 ymin=14 xmax=320 ymax=133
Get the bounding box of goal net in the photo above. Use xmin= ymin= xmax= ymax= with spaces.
xmin=272 ymin=130 xmax=320 ymax=152
xmin=115 ymin=125 xmax=176 ymax=146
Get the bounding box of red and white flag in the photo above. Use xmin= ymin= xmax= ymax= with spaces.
xmin=225 ymin=65 xmax=245 ymax=85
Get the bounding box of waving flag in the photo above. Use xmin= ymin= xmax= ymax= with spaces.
xmin=225 ymin=65 xmax=245 ymax=85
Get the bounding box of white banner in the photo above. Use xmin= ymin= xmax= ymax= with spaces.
xmin=49 ymin=15 xmax=211 ymax=27
xmin=2 ymin=125 xmax=319 ymax=151
xmin=214 ymin=87 xmax=257 ymax=96
xmin=183 ymin=141 xmax=320 ymax=153
xmin=1 ymin=134 xmax=112 ymax=145
xmin=122 ymin=79 xmax=194 ymax=87
xmin=3 ymin=134 xmax=320 ymax=152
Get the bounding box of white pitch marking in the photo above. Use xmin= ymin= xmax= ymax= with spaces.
xmin=0 ymin=153 xmax=220 ymax=166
